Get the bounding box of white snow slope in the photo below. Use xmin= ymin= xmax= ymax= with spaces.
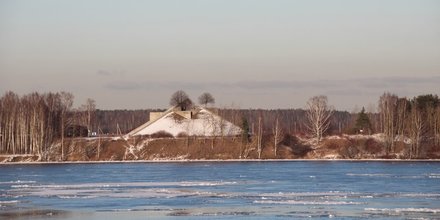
xmin=129 ymin=109 xmax=241 ymax=137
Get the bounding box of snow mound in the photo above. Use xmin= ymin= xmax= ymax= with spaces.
xmin=130 ymin=108 xmax=241 ymax=137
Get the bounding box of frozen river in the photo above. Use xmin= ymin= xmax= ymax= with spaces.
xmin=1 ymin=161 xmax=440 ymax=219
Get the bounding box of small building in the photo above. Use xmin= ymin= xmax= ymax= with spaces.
xmin=127 ymin=106 xmax=242 ymax=137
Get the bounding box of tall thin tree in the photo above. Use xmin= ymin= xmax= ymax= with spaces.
xmin=272 ymin=116 xmax=284 ymax=157
xmin=60 ymin=92 xmax=74 ymax=160
xmin=305 ymin=95 xmax=333 ymax=143
xmin=378 ymin=92 xmax=398 ymax=153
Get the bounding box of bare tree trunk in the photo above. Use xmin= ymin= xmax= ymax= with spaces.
xmin=396 ymin=98 xmax=408 ymax=138
xmin=61 ymin=116 xmax=65 ymax=160
xmin=435 ymin=107 xmax=440 ymax=148
xmin=97 ymin=126 xmax=102 ymax=160
xmin=273 ymin=117 xmax=284 ymax=157
xmin=379 ymin=93 xmax=398 ymax=154
xmin=0 ymin=91 xmax=75 ymax=159
xmin=409 ymin=105 xmax=423 ymax=158
xmin=426 ymin=105 xmax=437 ymax=150
xmin=257 ymin=116 xmax=263 ymax=159
xmin=79 ymin=98 xmax=96 ymax=136
xmin=60 ymin=92 xmax=74 ymax=161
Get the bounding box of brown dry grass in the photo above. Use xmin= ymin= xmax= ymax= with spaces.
xmin=5 ymin=134 xmax=438 ymax=162
xmin=322 ymin=139 xmax=351 ymax=150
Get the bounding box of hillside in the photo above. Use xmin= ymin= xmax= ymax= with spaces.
xmin=2 ymin=134 xmax=439 ymax=163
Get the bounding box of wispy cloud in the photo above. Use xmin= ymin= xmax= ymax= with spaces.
xmin=104 ymin=81 xmax=207 ymax=91
xmin=104 ymin=79 xmax=341 ymax=91
xmin=358 ymin=76 xmax=440 ymax=89
xmin=103 ymin=75 xmax=440 ymax=93
xmin=97 ymin=70 xmax=112 ymax=76
xmin=105 ymin=81 xmax=142 ymax=90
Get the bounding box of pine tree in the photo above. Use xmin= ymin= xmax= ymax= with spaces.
xmin=241 ymin=118 xmax=250 ymax=144
xmin=355 ymin=107 xmax=372 ymax=134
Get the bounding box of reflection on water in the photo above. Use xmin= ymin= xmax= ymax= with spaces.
xmin=1 ymin=161 xmax=439 ymax=219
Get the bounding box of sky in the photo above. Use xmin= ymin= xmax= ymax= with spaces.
xmin=1 ymin=0 xmax=439 ymax=111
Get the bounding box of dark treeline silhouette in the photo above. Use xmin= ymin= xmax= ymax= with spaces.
xmin=217 ymin=108 xmax=352 ymax=136
xmin=95 ymin=108 xmax=353 ymax=137
xmin=95 ymin=109 xmax=163 ymax=134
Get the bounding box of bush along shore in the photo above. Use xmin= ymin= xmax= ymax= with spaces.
xmin=1 ymin=133 xmax=439 ymax=163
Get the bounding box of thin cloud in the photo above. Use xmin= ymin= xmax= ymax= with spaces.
xmin=105 ymin=81 xmax=142 ymax=90
xmin=97 ymin=70 xmax=112 ymax=76
xmin=325 ymin=89 xmax=365 ymax=96
xmin=357 ymin=75 xmax=440 ymax=89
xmin=382 ymin=75 xmax=440 ymax=85
xmin=103 ymin=75 xmax=440 ymax=93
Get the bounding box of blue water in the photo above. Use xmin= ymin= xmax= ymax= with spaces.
xmin=1 ymin=161 xmax=440 ymax=219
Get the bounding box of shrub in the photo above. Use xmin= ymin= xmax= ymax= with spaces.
xmin=364 ymin=138 xmax=383 ymax=154
xmin=281 ymin=134 xmax=299 ymax=146
xmin=393 ymin=141 xmax=406 ymax=154
xmin=322 ymin=139 xmax=350 ymax=150
xmin=150 ymin=130 xmax=174 ymax=138
xmin=339 ymin=145 xmax=360 ymax=159
xmin=176 ymin=132 xmax=189 ymax=138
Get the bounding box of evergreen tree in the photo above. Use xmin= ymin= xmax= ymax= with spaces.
xmin=241 ymin=117 xmax=250 ymax=144
xmin=355 ymin=107 xmax=372 ymax=134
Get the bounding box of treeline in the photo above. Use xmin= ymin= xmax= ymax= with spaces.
xmin=217 ymin=108 xmax=353 ymax=135
xmin=1 ymin=91 xmax=68 ymax=155
xmin=378 ymin=93 xmax=440 ymax=158
xmin=0 ymin=91 xmax=94 ymax=157
xmin=95 ymin=109 xmax=162 ymax=134
xmin=219 ymin=93 xmax=440 ymax=158
xmin=1 ymin=90 xmax=439 ymax=158
xmin=95 ymin=108 xmax=353 ymax=136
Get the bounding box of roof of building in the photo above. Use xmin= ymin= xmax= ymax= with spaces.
xmin=126 ymin=106 xmax=242 ymax=137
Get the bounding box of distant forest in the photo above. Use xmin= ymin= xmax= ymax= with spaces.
xmin=1 ymin=91 xmax=439 ymax=158
xmin=95 ymin=108 xmax=353 ymax=135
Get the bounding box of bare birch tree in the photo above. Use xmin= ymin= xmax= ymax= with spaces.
xmin=257 ymin=116 xmax=263 ymax=159
xmin=0 ymin=91 xmax=95 ymax=160
xmin=305 ymin=95 xmax=333 ymax=143
xmin=409 ymin=101 xmax=423 ymax=158
xmin=378 ymin=92 xmax=398 ymax=153
xmin=85 ymin=98 xmax=96 ymax=134
xmin=366 ymin=103 xmax=379 ymax=133
xmin=209 ymin=113 xmax=218 ymax=149
xmin=396 ymin=98 xmax=409 ymax=138
xmin=0 ymin=92 xmax=19 ymax=154
xmin=272 ymin=116 xmax=284 ymax=157
xmin=77 ymin=98 xmax=96 ymax=136
xmin=435 ymin=107 xmax=440 ymax=148
xmin=241 ymin=117 xmax=250 ymax=158
xmin=60 ymin=92 xmax=74 ymax=160
xmin=43 ymin=92 xmax=61 ymax=160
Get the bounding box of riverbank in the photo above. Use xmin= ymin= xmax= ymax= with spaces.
xmin=2 ymin=158 xmax=440 ymax=165
xmin=1 ymin=134 xmax=439 ymax=163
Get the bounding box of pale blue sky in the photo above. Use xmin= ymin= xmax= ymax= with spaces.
xmin=1 ymin=0 xmax=439 ymax=111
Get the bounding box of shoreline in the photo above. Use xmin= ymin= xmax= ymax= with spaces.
xmin=2 ymin=158 xmax=440 ymax=165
